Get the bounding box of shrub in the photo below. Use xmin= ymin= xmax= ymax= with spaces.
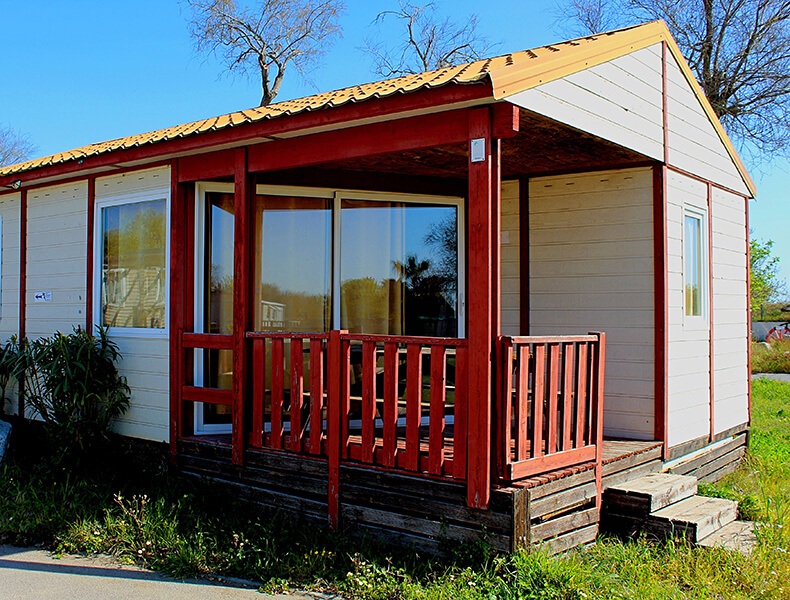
xmin=14 ymin=326 xmax=130 ymax=459
xmin=751 ymin=339 xmax=790 ymax=373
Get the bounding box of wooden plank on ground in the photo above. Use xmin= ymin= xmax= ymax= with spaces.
xmin=532 ymin=507 xmax=600 ymax=542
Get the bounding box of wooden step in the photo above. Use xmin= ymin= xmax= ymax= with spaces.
xmin=604 ymin=473 xmax=698 ymax=516
xmin=697 ymin=521 xmax=757 ymax=555
xmin=646 ymin=496 xmax=738 ymax=543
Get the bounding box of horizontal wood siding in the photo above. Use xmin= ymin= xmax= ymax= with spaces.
xmin=529 ymin=168 xmax=654 ymax=440
xmin=507 ymin=43 xmax=664 ymax=161
xmin=501 ymin=180 xmax=520 ymax=336
xmin=664 ymin=54 xmax=749 ymax=196
xmin=26 ymin=182 xmax=88 ymax=340
xmin=0 ymin=193 xmax=21 ymax=414
xmin=666 ymin=171 xmax=710 ymax=447
xmin=711 ymin=187 xmax=748 ymax=434
xmin=97 ymin=166 xmax=171 ymax=442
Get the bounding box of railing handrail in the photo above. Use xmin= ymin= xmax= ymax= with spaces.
xmin=182 ymin=332 xmax=234 ymax=349
xmin=339 ymin=332 xmax=467 ymax=346
xmin=501 ymin=334 xmax=599 ymax=345
xmin=245 ymin=331 xmax=332 ymax=340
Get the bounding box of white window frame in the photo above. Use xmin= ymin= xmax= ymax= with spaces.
xmin=682 ymin=204 xmax=708 ymax=325
xmin=93 ymin=188 xmax=171 ymax=338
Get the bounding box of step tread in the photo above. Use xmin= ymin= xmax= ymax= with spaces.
xmin=697 ymin=520 xmax=757 ymax=555
xmin=648 ymin=496 xmax=738 ymax=542
xmin=605 ymin=473 xmax=698 ymax=514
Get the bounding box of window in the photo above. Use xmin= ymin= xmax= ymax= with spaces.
xmin=684 ymin=211 xmax=705 ymax=317
xmin=99 ymin=197 xmax=167 ymax=330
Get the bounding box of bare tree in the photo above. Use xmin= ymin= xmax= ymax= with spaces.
xmin=555 ymin=0 xmax=790 ymax=161
xmin=185 ymin=0 xmax=345 ymax=106
xmin=0 ymin=125 xmax=36 ymax=167
xmin=364 ymin=1 xmax=497 ymax=77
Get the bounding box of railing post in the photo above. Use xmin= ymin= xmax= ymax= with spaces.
xmin=327 ymin=329 xmax=346 ymax=531
xmin=591 ymin=332 xmax=606 ymax=508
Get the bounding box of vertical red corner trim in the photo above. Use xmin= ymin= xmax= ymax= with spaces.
xmin=745 ymin=196 xmax=752 ymax=425
xmin=86 ymin=177 xmax=96 ymax=333
xmin=519 ymin=179 xmax=530 ymax=335
xmin=467 ymin=107 xmax=493 ymax=510
xmin=707 ymin=183 xmax=715 ymax=442
xmin=18 ymin=188 xmax=27 ymax=420
xmin=168 ymin=160 xmax=183 ymax=460
xmin=653 ymin=165 xmax=669 ymax=458
xmin=491 ymin=139 xmax=502 ymax=338
xmin=231 ymin=147 xmax=251 ymax=466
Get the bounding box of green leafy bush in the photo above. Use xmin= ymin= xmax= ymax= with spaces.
xmin=14 ymin=326 xmax=130 ymax=458
xmin=751 ymin=340 xmax=790 ymax=373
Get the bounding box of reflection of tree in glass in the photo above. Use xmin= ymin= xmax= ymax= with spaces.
xmin=257 ymin=282 xmax=329 ymax=331
xmin=424 ymin=214 xmax=457 ymax=296
xmin=394 ymin=254 xmax=456 ymax=337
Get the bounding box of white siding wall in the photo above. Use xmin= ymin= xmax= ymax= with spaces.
xmin=711 ymin=187 xmax=749 ymax=434
xmin=529 ymin=168 xmax=655 ymax=439
xmin=501 ymin=180 xmax=520 ymax=336
xmin=95 ymin=167 xmax=171 ymax=443
xmin=507 ymin=43 xmax=665 ymax=162
xmin=665 ymin=54 xmax=750 ymax=196
xmin=26 ymin=182 xmax=88 ymax=339
xmin=0 ymin=193 xmax=21 ymax=415
xmin=666 ymin=171 xmax=710 ymax=447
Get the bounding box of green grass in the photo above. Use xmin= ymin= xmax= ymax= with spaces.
xmin=751 ymin=339 xmax=790 ymax=373
xmin=2 ymin=379 xmax=790 ymax=598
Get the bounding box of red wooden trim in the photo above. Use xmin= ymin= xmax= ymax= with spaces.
xmin=178 ymin=149 xmax=236 ymax=182
xmin=19 ymin=189 xmax=26 ymax=341
xmin=453 ymin=345 xmax=468 ymax=479
xmin=519 ymin=178 xmax=530 ymax=334
xmin=428 ymin=345 xmax=446 ymax=475
xmin=183 ymin=179 xmax=196 ymax=438
xmin=405 ymin=342 xmax=422 ymax=472
xmin=546 ymin=343 xmax=560 ymax=454
xmin=575 ymin=344 xmax=589 ymax=448
xmin=181 ymin=332 xmax=234 ymax=349
xmin=252 ymin=337 xmax=265 ymax=448
xmin=746 ymin=196 xmax=751 ymax=425
xmin=662 ymin=41 xmax=669 ymax=164
xmin=231 ymin=147 xmax=251 ymax=464
xmin=562 ymin=343 xmax=575 ymax=452
xmin=290 ymin=338 xmax=304 ymax=452
xmin=505 ymin=334 xmax=598 ymax=344
xmin=271 ymin=337 xmax=285 ymax=449
xmin=247 ymin=331 xmax=330 ymax=340
xmin=653 ymin=164 xmax=668 ymax=458
xmin=327 ymin=330 xmax=343 ymax=530
xmin=361 ymin=340 xmax=376 ymax=463
xmin=593 ymin=332 xmax=606 ymax=508
xmin=492 ymin=103 xmax=520 ymax=139
xmin=1 ymin=85 xmax=492 ymax=189
xmin=248 ymin=110 xmax=469 ymax=174
xmin=466 ymin=107 xmax=493 ymax=510
xmin=382 ymin=341 xmax=398 ymax=467
xmin=182 ymin=386 xmax=233 ymax=405
xmin=666 ymin=164 xmax=751 ymax=200
xmin=340 ymin=333 xmax=466 ymax=346
xmin=341 ymin=339 xmax=351 ymax=457
xmin=500 ymin=342 xmax=513 ymax=473
xmin=309 ymin=338 xmax=324 ymax=455
xmin=86 ymin=177 xmax=95 ymax=332
xmin=532 ymin=344 xmax=545 ymax=458
xmin=506 ymin=445 xmax=596 ymax=480
xmin=168 ymin=163 xmax=182 ymax=456
xmin=516 ymin=345 xmax=529 ymax=461
xmin=707 ymin=182 xmax=715 ymax=442
xmin=491 ymin=137 xmax=502 ymax=338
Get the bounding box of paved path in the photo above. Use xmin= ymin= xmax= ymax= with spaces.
xmin=0 ymin=546 xmax=338 ymax=600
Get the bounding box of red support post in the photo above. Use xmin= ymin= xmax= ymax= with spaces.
xmin=86 ymin=177 xmax=95 ymax=333
xmin=327 ymin=329 xmax=345 ymax=530
xmin=169 ymin=161 xmax=185 ymax=459
xmin=593 ymin=332 xmax=606 ymax=508
xmin=232 ymin=148 xmax=251 ymax=465
xmin=18 ymin=188 xmax=27 ymax=420
xmin=466 ymin=107 xmax=493 ymax=509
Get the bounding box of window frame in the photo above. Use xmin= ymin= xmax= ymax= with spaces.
xmin=93 ymin=188 xmax=171 ymax=338
xmin=682 ymin=204 xmax=708 ymax=324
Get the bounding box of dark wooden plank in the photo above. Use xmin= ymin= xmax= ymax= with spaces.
xmin=309 ymin=339 xmax=324 ymax=455
xmin=271 ymin=337 xmax=285 ymax=450
xmin=603 ymin=444 xmax=662 ymax=476
xmin=530 ymin=482 xmax=597 ymax=519
xmin=670 ymin=434 xmax=746 ymax=476
xmin=382 ymin=342 xmax=398 ymax=467
xmin=602 ymin=460 xmax=662 ymax=490
xmin=698 ymin=456 xmax=744 ymax=484
xmin=406 ymin=343 xmax=422 ymax=472
xmin=575 ymin=343 xmax=588 ymax=447
xmin=327 ymin=330 xmax=344 ymax=530
xmin=251 ymin=338 xmax=265 ymax=448
xmin=694 ymin=446 xmax=747 ymax=482
xmin=543 ymin=523 xmax=598 ymax=556
xmin=429 ymin=345 xmax=446 ymax=475
xmin=532 ymin=507 xmax=599 ymax=542
xmin=512 ymin=487 xmax=530 ymax=551
xmin=453 ymin=345 xmax=468 ymax=480
xmin=532 ymin=344 xmax=545 ymax=458
xmin=340 ymin=465 xmax=467 ymax=505
xmin=562 ymin=343 xmax=574 ymax=452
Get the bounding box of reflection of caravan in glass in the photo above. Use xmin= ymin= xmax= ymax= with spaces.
xmin=259 ymin=300 xmax=285 ymax=329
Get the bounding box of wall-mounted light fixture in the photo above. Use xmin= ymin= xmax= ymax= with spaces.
xmin=10 ymin=180 xmax=22 ymax=190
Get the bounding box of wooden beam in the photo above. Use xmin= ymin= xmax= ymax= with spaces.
xmin=169 ymin=160 xmax=185 ymax=459
xmin=492 ymin=103 xmax=520 ymax=139
xmin=707 ymin=182 xmax=715 ymax=442
xmin=178 ymin=149 xmax=236 ymax=182
xmin=232 ymin=148 xmax=252 ymax=465
xmin=85 ymin=177 xmax=96 ymax=333
xmin=247 ymin=110 xmax=469 ymax=173
xmin=466 ymin=107 xmax=493 ymax=510
xmin=519 ymin=178 xmax=530 ymax=334
xmin=18 ymin=188 xmax=27 ymax=420
xmin=653 ymin=164 xmax=668 ymax=458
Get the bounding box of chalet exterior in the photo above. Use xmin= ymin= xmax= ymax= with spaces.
xmin=0 ymin=21 xmax=752 ymax=552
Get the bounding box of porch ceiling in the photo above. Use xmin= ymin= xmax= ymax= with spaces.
xmin=311 ymin=109 xmax=651 ymax=180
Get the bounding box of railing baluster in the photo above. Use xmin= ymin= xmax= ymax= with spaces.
xmin=271 ymin=337 xmax=284 ymax=449
xmin=252 ymin=337 xmax=265 ymax=448
xmin=517 ymin=345 xmax=529 ymax=461
xmin=405 ymin=343 xmax=422 ymax=472
xmin=309 ymin=338 xmax=324 ymax=455
xmin=341 ymin=338 xmax=351 ymax=458
xmin=500 ymin=342 xmax=514 ymax=475
xmin=453 ymin=345 xmax=468 ymax=479
xmin=429 ymin=345 xmax=446 ymax=475
xmin=547 ymin=343 xmax=560 ymax=454
xmin=361 ymin=340 xmax=377 ymax=463
xmin=382 ymin=342 xmax=398 ymax=467
xmin=290 ymin=338 xmax=304 ymax=452
xmin=532 ymin=344 xmax=545 ymax=458
xmin=575 ymin=343 xmax=588 ymax=448
xmin=562 ymin=342 xmax=575 ymax=452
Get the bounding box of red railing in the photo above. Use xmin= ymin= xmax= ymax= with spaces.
xmin=497 ymin=333 xmax=605 ymax=485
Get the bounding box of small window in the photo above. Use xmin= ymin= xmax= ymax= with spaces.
xmin=684 ymin=212 xmax=704 ymax=317
xmin=100 ymin=199 xmax=167 ymax=329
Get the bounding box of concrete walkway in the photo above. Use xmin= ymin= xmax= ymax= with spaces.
xmin=0 ymin=546 xmax=339 ymax=600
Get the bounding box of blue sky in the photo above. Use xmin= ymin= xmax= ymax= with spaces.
xmin=1 ymin=0 xmax=787 ymax=288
